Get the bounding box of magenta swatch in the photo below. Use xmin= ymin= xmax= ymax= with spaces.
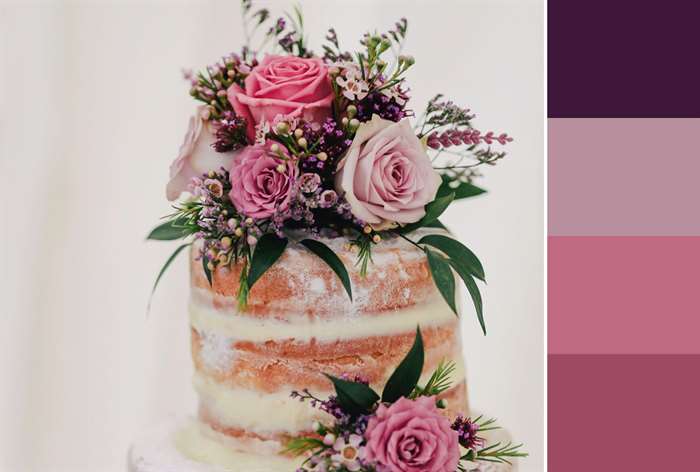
xmin=549 ymin=236 xmax=700 ymax=354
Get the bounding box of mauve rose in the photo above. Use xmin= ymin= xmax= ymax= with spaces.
xmin=166 ymin=107 xmax=236 ymax=201
xmin=227 ymin=55 xmax=333 ymax=140
xmin=228 ymin=143 xmax=297 ymax=219
xmin=365 ymin=396 xmax=460 ymax=472
xmin=335 ymin=115 xmax=442 ymax=230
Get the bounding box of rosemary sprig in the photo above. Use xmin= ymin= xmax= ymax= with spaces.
xmin=351 ymin=235 xmax=374 ymax=277
xmin=283 ymin=437 xmax=326 ymax=457
xmin=412 ymin=359 xmax=456 ymax=397
xmin=469 ymin=441 xmax=528 ymax=465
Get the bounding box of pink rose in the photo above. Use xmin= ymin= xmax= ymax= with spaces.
xmin=228 ymin=143 xmax=298 ymax=219
xmin=335 ymin=115 xmax=442 ymax=230
xmin=365 ymin=396 xmax=460 ymax=472
xmin=227 ymin=55 xmax=333 ymax=140
xmin=166 ymin=107 xmax=236 ymax=201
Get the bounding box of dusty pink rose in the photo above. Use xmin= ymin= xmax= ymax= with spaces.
xmin=335 ymin=115 xmax=442 ymax=230
xmin=364 ymin=396 xmax=460 ymax=472
xmin=227 ymin=55 xmax=333 ymax=140
xmin=228 ymin=143 xmax=298 ymax=219
xmin=166 ymin=107 xmax=236 ymax=200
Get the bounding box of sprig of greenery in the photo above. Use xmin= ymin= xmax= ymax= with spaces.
xmin=350 ymin=235 xmax=374 ymax=277
xmin=412 ymin=359 xmax=456 ymax=398
xmin=464 ymin=441 xmax=528 ymax=465
xmin=283 ymin=437 xmax=326 ymax=457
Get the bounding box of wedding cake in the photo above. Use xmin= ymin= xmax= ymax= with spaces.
xmin=131 ymin=2 xmax=523 ymax=471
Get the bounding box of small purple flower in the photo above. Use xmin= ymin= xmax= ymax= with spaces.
xmin=318 ymin=189 xmax=338 ymax=208
xmin=299 ymin=173 xmax=321 ymax=193
xmin=203 ymin=178 xmax=224 ymax=198
xmin=451 ymin=416 xmax=485 ymax=451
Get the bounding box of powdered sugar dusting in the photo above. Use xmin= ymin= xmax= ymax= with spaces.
xmin=199 ymin=331 xmax=235 ymax=373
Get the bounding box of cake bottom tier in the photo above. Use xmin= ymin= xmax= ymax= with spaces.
xmin=128 ymin=417 xmax=516 ymax=472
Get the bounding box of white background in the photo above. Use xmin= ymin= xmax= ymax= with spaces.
xmin=0 ymin=0 xmax=544 ymax=471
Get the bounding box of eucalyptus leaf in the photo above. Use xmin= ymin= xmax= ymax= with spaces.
xmin=425 ymin=248 xmax=458 ymax=316
xmin=149 ymin=243 xmax=191 ymax=308
xmin=300 ymin=239 xmax=352 ymax=301
xmin=382 ymin=327 xmax=424 ymax=402
xmin=147 ymin=217 xmax=194 ymax=240
xmin=448 ymin=259 xmax=486 ymax=335
xmin=398 ymin=193 xmax=455 ymax=234
xmin=324 ymin=374 xmax=379 ymax=415
xmin=248 ymin=234 xmax=288 ymax=289
xmin=418 ymin=234 xmax=485 ymax=282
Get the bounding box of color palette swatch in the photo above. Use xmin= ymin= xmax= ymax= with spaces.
xmin=548 ymin=1 xmax=700 ymax=469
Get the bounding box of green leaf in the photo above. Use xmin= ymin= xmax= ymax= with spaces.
xmin=452 ymin=182 xmax=486 ymax=199
xmin=438 ymin=175 xmax=486 ymax=200
xmin=324 ymin=374 xmax=379 ymax=415
xmin=247 ymin=234 xmax=288 ymax=289
xmin=149 ymin=243 xmax=191 ymax=308
xmin=425 ymin=248 xmax=458 ymax=316
xmin=382 ymin=327 xmax=424 ymax=402
xmin=202 ymin=256 xmax=213 ymax=287
xmin=147 ymin=217 xmax=194 ymax=240
xmin=398 ymin=192 xmax=455 ymax=233
xmin=423 ymin=218 xmax=447 ymax=230
xmin=418 ymin=234 xmax=485 ymax=282
xmin=300 ymin=239 xmax=352 ymax=301
xmin=448 ymin=259 xmax=486 ymax=335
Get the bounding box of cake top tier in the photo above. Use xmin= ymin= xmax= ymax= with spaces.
xmin=191 ymin=230 xmax=441 ymax=318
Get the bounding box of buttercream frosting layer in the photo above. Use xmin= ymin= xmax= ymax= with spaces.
xmin=192 ymin=362 xmax=467 ymax=434
xmin=190 ymin=320 xmax=463 ymax=392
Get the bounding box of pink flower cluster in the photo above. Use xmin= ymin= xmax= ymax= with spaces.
xmin=167 ymin=54 xmax=439 ymax=230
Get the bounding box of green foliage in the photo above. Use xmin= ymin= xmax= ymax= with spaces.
xmin=414 ymin=360 xmax=456 ymax=397
xmin=247 ymin=234 xmax=288 ymax=289
xmin=425 ymin=248 xmax=458 ymax=316
xmin=300 ymin=239 xmax=352 ymax=301
xmin=449 ymin=260 xmax=485 ymax=334
xmin=398 ymin=192 xmax=455 ymax=234
xmin=465 ymin=441 xmax=528 ymax=465
xmin=324 ymin=374 xmax=379 ymax=415
xmin=202 ymin=256 xmax=213 ymax=287
xmin=382 ymin=327 xmax=424 ymax=403
xmin=418 ymin=234 xmax=485 ymax=282
xmin=283 ymin=437 xmax=326 ymax=457
xmin=149 ymin=243 xmax=191 ymax=309
xmin=350 ymin=235 xmax=374 ymax=277
xmin=418 ymin=234 xmax=486 ymax=333
xmin=438 ymin=174 xmax=487 ymax=200
xmin=146 ymin=217 xmax=196 ymax=241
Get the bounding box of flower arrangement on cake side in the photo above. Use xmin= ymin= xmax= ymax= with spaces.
xmin=147 ymin=1 xmax=512 ymax=335
xmin=286 ymin=328 xmax=526 ymax=472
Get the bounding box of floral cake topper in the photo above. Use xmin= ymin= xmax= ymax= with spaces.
xmin=148 ymin=1 xmax=513 ymax=333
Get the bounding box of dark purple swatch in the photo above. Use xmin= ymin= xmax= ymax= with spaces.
xmin=548 ymin=1 xmax=700 ymax=117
